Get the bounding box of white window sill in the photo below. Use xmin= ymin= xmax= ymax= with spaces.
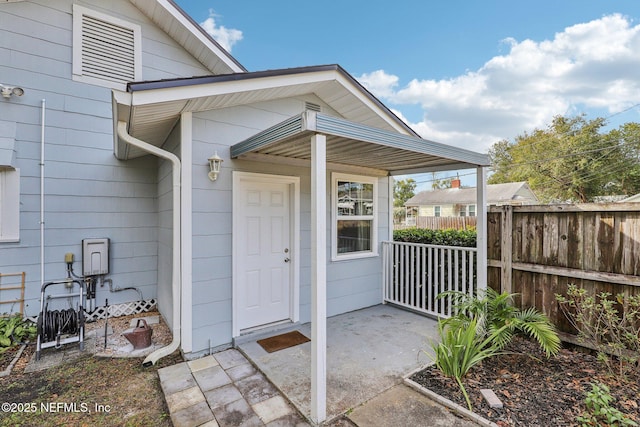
xmin=331 ymin=251 xmax=379 ymax=262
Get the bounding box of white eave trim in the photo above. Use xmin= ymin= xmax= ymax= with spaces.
xmin=153 ymin=0 xmax=244 ymax=73
xmin=128 ymin=0 xmax=244 ymax=74
xmin=126 ymin=69 xmax=341 ymax=106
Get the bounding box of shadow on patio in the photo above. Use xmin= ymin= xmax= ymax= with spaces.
xmin=237 ymin=304 xmax=439 ymax=422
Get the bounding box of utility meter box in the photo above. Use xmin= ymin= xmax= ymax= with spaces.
xmin=82 ymin=238 xmax=109 ymax=276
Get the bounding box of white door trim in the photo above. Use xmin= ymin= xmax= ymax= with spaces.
xmin=232 ymin=171 xmax=300 ymax=337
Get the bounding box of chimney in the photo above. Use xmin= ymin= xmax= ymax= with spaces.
xmin=451 ymin=178 xmax=461 ymax=189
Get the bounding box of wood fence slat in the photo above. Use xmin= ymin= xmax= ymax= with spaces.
xmin=543 ymin=212 xmax=559 ymax=265
xmin=581 ymin=212 xmax=595 ymax=271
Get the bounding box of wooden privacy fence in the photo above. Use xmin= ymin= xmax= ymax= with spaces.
xmin=395 ymin=216 xmax=477 ymax=231
xmin=487 ymin=203 xmax=640 ymax=334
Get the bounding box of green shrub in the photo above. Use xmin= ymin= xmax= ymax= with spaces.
xmin=441 ymin=288 xmax=561 ymax=357
xmin=576 ymin=382 xmax=637 ymax=427
xmin=429 ymin=318 xmax=505 ymax=411
xmin=429 ymin=289 xmax=560 ymax=411
xmin=393 ymin=228 xmax=476 ymax=247
xmin=0 ymin=314 xmax=36 ymax=353
xmin=556 ymin=285 xmax=640 ymax=378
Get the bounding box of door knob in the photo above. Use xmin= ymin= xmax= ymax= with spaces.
xmin=284 ymin=257 xmax=290 ymax=263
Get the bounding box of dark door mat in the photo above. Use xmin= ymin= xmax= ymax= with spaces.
xmin=257 ymin=330 xmax=310 ymax=353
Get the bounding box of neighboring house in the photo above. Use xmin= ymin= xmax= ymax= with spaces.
xmin=1 ymin=1 xmax=489 ymax=421
xmin=405 ymin=180 xmax=538 ymax=217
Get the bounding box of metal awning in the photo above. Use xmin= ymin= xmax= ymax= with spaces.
xmin=231 ymin=111 xmax=489 ymax=175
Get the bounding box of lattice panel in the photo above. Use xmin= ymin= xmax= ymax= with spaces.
xmin=27 ymin=299 xmax=157 ymax=323
xmin=85 ymin=299 xmax=157 ymax=321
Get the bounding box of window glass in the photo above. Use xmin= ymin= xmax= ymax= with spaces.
xmin=337 ymin=220 xmax=372 ymax=253
xmin=337 ymin=181 xmax=374 ymax=216
xmin=333 ymin=174 xmax=377 ymax=259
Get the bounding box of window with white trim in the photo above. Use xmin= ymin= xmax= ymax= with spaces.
xmin=434 ymin=206 xmax=441 ymax=217
xmin=0 ymin=169 xmax=20 ymax=242
xmin=459 ymin=204 xmax=476 ymax=217
xmin=332 ymin=173 xmax=377 ymax=260
xmin=72 ymin=5 xmax=142 ymax=90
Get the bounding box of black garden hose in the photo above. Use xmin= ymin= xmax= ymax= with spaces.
xmin=41 ymin=308 xmax=79 ymax=342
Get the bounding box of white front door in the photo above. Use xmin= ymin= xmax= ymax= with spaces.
xmin=236 ymin=177 xmax=292 ymax=331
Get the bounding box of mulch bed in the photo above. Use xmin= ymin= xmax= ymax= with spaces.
xmin=0 ymin=346 xmax=21 ymax=373
xmin=410 ymin=336 xmax=640 ymax=426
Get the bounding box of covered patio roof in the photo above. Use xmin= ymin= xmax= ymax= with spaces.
xmin=231 ymin=111 xmax=488 ymax=175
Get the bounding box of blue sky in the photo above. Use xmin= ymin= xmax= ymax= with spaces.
xmin=176 ymin=1 xmax=640 ymax=189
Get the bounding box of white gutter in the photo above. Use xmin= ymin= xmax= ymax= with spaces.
xmin=116 ymin=121 xmax=181 ymax=367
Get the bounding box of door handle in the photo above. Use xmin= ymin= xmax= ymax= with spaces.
xmin=284 ymin=257 xmax=290 ymax=263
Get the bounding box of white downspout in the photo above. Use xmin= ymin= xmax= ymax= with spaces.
xmin=116 ymin=121 xmax=181 ymax=367
xmin=40 ymin=99 xmax=45 ymax=290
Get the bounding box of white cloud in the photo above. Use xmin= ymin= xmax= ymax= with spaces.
xmin=358 ymin=13 xmax=640 ymax=154
xmin=200 ymin=9 xmax=243 ymax=52
xmin=358 ymin=70 xmax=399 ymax=98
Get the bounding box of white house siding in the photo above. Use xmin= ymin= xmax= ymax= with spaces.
xmin=155 ymin=124 xmax=183 ymax=328
xmin=188 ymin=98 xmax=387 ymax=354
xmin=418 ymin=205 xmax=456 ymax=217
xmin=0 ymin=0 xmax=211 ymax=316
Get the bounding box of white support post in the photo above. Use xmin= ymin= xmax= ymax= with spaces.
xmin=310 ymin=134 xmax=327 ymax=424
xmin=476 ymin=166 xmax=488 ymax=293
xmin=388 ymin=176 xmax=394 ymax=241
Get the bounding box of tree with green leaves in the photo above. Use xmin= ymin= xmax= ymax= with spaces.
xmin=393 ymin=178 xmax=416 ymax=207
xmin=431 ymin=172 xmax=453 ymax=190
xmin=488 ymin=115 xmax=640 ymax=203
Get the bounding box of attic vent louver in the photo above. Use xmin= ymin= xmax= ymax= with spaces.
xmin=82 ymin=15 xmax=135 ymax=82
xmin=73 ymin=5 xmax=141 ymax=89
xmin=305 ymin=102 xmax=321 ymax=112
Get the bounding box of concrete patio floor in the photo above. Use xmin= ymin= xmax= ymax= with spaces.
xmin=237 ymin=304 xmax=440 ymax=422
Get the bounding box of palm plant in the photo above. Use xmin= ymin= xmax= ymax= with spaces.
xmin=440 ymin=288 xmax=560 ymax=357
xmin=430 ymin=318 xmax=505 ymax=410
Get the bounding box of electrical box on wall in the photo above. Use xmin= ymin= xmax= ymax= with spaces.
xmin=82 ymin=238 xmax=109 ymax=276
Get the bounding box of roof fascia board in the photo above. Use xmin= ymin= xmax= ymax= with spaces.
xmin=128 ymin=69 xmax=339 ymax=106
xmin=159 ymin=0 xmax=245 ymax=72
xmin=389 ymin=163 xmax=481 ymax=176
xmin=333 ymin=72 xmax=413 ymax=136
xmin=113 ymin=89 xmax=132 ymax=106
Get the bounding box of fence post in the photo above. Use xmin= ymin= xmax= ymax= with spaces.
xmin=476 ymin=167 xmax=488 ymax=292
xmin=501 ymin=205 xmax=513 ymax=294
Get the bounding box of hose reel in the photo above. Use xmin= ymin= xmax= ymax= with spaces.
xmin=36 ymin=280 xmax=85 ymax=361
xmin=40 ymin=308 xmax=81 ymax=342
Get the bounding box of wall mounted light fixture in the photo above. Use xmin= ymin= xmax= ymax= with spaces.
xmin=0 ymin=84 xmax=24 ymax=99
xmin=208 ymin=152 xmax=223 ymax=181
